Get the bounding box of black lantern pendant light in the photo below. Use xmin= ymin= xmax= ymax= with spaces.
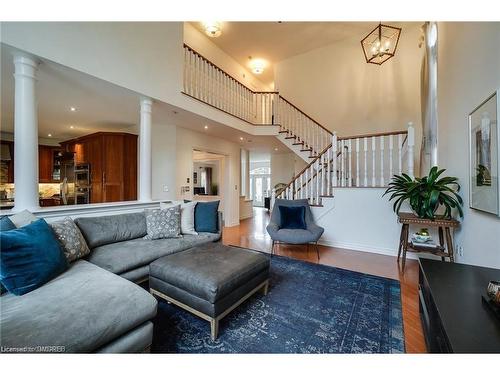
xmin=361 ymin=23 xmax=402 ymax=65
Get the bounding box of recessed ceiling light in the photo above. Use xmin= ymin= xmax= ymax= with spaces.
xmin=47 ymin=133 xmax=52 ymax=137
xmin=239 ymin=137 xmax=244 ymax=141
xmin=204 ymin=125 xmax=208 ymax=129
xmin=70 ymin=107 xmax=76 ymax=112
xmin=69 ymin=125 xmax=74 ymax=129
xmin=274 ymin=148 xmax=278 ymax=151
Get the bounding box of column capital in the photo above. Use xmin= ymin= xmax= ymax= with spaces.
xmin=13 ymin=53 xmax=39 ymax=80
xmin=140 ymin=96 xmax=153 ymax=113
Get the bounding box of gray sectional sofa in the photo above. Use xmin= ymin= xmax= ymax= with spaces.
xmin=0 ymin=211 xmax=222 ymax=353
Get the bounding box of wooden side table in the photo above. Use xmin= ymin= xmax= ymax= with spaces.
xmin=397 ymin=212 xmax=460 ymax=272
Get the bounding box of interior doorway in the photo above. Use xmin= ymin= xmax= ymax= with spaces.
xmin=249 ymin=158 xmax=271 ymax=207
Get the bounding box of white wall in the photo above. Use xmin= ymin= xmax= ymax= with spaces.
xmin=270 ymin=152 xmax=307 ymax=188
xmin=175 ymin=127 xmax=241 ymax=227
xmin=437 ymin=22 xmax=500 ymax=268
xmin=312 ymin=188 xmax=418 ymax=259
xmin=275 ymin=24 xmax=423 ymax=139
xmin=151 ymin=122 xmax=177 ymax=201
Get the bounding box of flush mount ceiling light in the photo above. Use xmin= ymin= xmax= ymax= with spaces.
xmin=249 ymin=57 xmax=266 ymax=75
xmin=361 ymin=23 xmax=402 ymax=65
xmin=202 ymin=22 xmax=222 ymax=38
xmin=69 ymin=106 xmax=77 ymax=112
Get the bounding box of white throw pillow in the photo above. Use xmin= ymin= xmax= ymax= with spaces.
xmin=9 ymin=209 xmax=37 ymax=228
xmin=160 ymin=201 xmax=198 ymax=235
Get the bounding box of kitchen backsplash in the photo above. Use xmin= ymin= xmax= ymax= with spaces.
xmin=0 ymin=183 xmax=60 ymax=199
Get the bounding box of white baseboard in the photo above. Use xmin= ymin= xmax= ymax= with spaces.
xmin=318 ymin=239 xmax=419 ymax=260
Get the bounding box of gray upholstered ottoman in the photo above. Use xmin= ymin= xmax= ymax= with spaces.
xmin=149 ymin=243 xmax=270 ymax=340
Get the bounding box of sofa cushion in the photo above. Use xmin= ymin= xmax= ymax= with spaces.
xmin=0 ymin=260 xmax=157 ymax=353
xmin=272 ymin=228 xmax=320 ymax=244
xmin=50 ymin=217 xmax=91 ymax=263
xmin=194 ymin=200 xmax=220 ymax=233
xmin=87 ymin=232 xmax=221 ymax=275
xmin=144 ymin=206 xmax=181 ymax=240
xmin=160 ymin=201 xmax=198 ymax=235
xmin=75 ymin=212 xmax=147 ymax=249
xmin=0 ymin=216 xmax=16 ymax=231
xmin=0 ymin=219 xmax=68 ymax=296
xmin=8 ymin=209 xmax=37 ymax=228
xmin=279 ymin=205 xmax=307 ymax=230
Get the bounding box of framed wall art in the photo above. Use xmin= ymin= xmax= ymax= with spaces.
xmin=468 ymin=90 xmax=499 ymax=216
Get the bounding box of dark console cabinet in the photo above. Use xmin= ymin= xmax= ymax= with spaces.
xmin=419 ymin=258 xmax=500 ymax=353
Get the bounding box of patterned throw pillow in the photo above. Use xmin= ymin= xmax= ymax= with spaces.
xmin=50 ymin=217 xmax=91 ymax=263
xmin=144 ymin=205 xmax=181 ymax=240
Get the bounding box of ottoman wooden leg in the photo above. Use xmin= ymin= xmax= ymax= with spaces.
xmin=262 ymin=280 xmax=269 ymax=295
xmin=210 ymin=318 xmax=219 ymax=341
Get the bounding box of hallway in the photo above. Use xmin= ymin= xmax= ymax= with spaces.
xmin=222 ymin=207 xmax=426 ymax=353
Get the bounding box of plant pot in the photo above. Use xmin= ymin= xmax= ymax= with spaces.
xmin=410 ymin=202 xmax=439 ymax=220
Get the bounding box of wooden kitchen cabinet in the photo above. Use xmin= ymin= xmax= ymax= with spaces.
xmin=38 ymin=145 xmax=62 ymax=183
xmin=60 ymin=132 xmax=137 ymax=203
xmin=0 ymin=140 xmax=14 ymax=184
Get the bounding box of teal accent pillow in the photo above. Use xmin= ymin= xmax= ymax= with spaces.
xmin=0 ymin=216 xmax=16 ymax=231
xmin=0 ymin=216 xmax=15 ymax=294
xmin=279 ymin=205 xmax=307 ymax=230
xmin=0 ymin=218 xmax=68 ymax=296
xmin=194 ymin=201 xmax=219 ymax=233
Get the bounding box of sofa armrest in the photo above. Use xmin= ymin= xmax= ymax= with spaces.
xmin=217 ymin=211 xmax=223 ymax=235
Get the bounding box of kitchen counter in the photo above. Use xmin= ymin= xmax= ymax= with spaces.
xmin=0 ymin=199 xmax=14 ymax=210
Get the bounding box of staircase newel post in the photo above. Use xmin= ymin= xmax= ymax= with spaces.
xmin=332 ymin=132 xmax=337 ymax=188
xmin=407 ymin=122 xmax=415 ymax=179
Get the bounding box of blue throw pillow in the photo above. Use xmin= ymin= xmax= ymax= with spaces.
xmin=0 ymin=218 xmax=68 ymax=296
xmin=194 ymin=201 xmax=219 ymax=233
xmin=279 ymin=205 xmax=307 ymax=230
xmin=0 ymin=216 xmax=16 ymax=231
xmin=0 ymin=216 xmax=16 ymax=294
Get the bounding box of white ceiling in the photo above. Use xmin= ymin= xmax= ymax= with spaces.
xmin=192 ymin=22 xmax=421 ymax=86
xmin=0 ymin=44 xmax=285 ymax=153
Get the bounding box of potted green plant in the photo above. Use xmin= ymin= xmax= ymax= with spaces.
xmin=383 ymin=166 xmax=464 ymax=220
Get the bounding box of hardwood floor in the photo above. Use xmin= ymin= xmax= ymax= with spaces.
xmin=222 ymin=207 xmax=426 ymax=353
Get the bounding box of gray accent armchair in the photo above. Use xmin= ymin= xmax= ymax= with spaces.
xmin=266 ymin=199 xmax=324 ymax=260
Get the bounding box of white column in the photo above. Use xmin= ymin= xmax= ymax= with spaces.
xmin=407 ymin=122 xmax=415 ymax=179
xmin=13 ymin=54 xmax=40 ymax=212
xmin=245 ymin=149 xmax=250 ymax=200
xmin=139 ymin=97 xmax=153 ymax=201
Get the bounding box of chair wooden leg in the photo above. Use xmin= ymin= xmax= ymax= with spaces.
xmin=271 ymin=240 xmax=275 ymax=257
xmin=315 ymin=242 xmax=320 ymax=261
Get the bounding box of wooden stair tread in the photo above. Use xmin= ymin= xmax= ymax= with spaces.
xmin=278 ymin=130 xmax=289 ymax=134
xmin=300 ymin=148 xmax=312 ymax=152
xmin=285 ymin=136 xmax=296 ymax=139
xmin=292 ymin=142 xmax=304 ymax=145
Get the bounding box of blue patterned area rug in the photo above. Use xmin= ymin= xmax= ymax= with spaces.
xmin=151 ymin=255 xmax=405 ymax=353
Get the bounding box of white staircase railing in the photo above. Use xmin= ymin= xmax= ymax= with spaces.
xmin=276 ymin=124 xmax=414 ymax=206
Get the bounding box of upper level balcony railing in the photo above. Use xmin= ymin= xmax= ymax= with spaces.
xmin=183 ymin=44 xmax=331 ymax=156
